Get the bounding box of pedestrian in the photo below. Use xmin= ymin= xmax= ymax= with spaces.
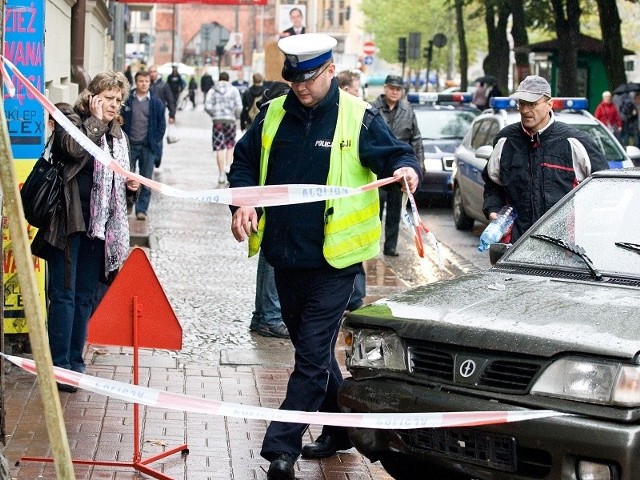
xmin=188 ymin=75 xmax=197 ymax=109
xmin=483 ymin=75 xmax=609 ymax=242
xmin=336 ymin=69 xmax=361 ymax=98
xmin=372 ymin=74 xmax=424 ymax=257
xmin=240 ymin=72 xmax=266 ymax=131
xmin=228 ymin=33 xmax=421 ymax=480
xmin=594 ymin=90 xmax=622 ymax=139
xmin=471 ymin=81 xmax=488 ymax=109
xmin=632 ymin=93 xmax=640 ymax=147
xmin=248 ymin=81 xmax=292 ymax=339
xmin=232 ymin=69 xmax=249 ymax=95
xmin=122 ymin=70 xmax=167 ymax=221
xmin=614 ymin=91 xmax=634 ymax=146
xmin=167 ymin=65 xmax=186 ymax=110
xmin=485 ymin=78 xmax=503 ymax=104
xmin=200 ymin=70 xmax=214 ymax=98
xmin=30 ymin=72 xmax=139 ymax=391
xmin=204 ymin=71 xmax=243 ymax=184
xmin=337 ymin=69 xmax=366 ymax=311
xmin=148 ymin=64 xmax=178 ymax=158
xmin=124 ymin=65 xmax=133 ymax=85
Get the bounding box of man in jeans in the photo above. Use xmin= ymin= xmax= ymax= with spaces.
xmin=122 ymin=71 xmax=166 ymax=220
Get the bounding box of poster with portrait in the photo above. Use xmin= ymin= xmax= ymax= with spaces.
xmin=279 ymin=4 xmax=306 ymax=38
xmin=226 ymin=32 xmax=243 ymax=70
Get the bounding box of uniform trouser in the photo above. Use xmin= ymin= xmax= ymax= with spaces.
xmin=379 ymin=185 xmax=402 ymax=252
xmin=260 ymin=267 xmax=356 ymax=460
xmin=47 ymin=233 xmax=104 ymax=371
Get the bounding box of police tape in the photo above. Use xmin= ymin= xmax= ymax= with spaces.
xmin=2 ymin=353 xmax=569 ymax=430
xmin=0 ymin=55 xmax=397 ymax=207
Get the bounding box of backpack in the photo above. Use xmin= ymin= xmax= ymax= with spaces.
xmin=247 ymin=93 xmax=263 ymax=123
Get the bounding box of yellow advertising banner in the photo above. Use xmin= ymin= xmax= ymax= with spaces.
xmin=3 ymin=160 xmax=47 ymax=334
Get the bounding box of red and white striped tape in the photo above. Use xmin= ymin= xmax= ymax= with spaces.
xmin=3 ymin=354 xmax=568 ymax=429
xmin=0 ymin=55 xmax=397 ymax=207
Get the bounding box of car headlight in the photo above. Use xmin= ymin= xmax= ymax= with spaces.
xmin=531 ymin=357 xmax=640 ymax=406
xmin=345 ymin=329 xmax=406 ymax=371
xmin=423 ymin=157 xmax=444 ymax=172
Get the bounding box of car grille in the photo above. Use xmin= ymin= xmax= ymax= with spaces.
xmin=397 ymin=427 xmax=552 ymax=477
xmin=407 ymin=343 xmax=543 ymax=393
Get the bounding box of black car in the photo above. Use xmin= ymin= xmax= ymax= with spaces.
xmin=339 ymin=168 xmax=640 ymax=480
xmin=408 ymin=92 xmax=479 ymax=200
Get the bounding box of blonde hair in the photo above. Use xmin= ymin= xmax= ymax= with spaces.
xmin=75 ymin=70 xmax=130 ymax=123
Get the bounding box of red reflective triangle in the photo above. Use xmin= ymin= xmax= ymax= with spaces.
xmin=88 ymin=248 xmax=182 ymax=350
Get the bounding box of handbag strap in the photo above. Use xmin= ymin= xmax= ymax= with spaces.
xmin=42 ymin=134 xmax=54 ymax=162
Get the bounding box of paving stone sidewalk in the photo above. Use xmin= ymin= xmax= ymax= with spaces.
xmin=1 ymin=104 xmax=459 ymax=480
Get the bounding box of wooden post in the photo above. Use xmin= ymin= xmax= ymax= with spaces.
xmin=0 ymin=103 xmax=76 ymax=478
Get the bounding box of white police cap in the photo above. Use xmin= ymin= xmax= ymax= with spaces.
xmin=278 ymin=33 xmax=337 ymax=82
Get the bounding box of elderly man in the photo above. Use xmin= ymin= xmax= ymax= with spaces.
xmin=228 ymin=33 xmax=421 ymax=480
xmin=372 ymin=74 xmax=423 ymax=256
xmin=483 ymin=75 xmax=609 ymax=241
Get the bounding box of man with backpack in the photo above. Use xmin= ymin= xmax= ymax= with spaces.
xmin=241 ymin=73 xmax=266 ymax=131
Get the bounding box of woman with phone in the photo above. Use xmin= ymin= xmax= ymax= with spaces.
xmin=32 ymin=71 xmax=139 ymax=392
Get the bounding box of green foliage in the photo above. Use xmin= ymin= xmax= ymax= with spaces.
xmin=360 ymin=0 xmax=487 ymax=74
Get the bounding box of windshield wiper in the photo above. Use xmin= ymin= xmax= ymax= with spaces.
xmin=615 ymin=242 xmax=640 ymax=255
xmin=531 ymin=234 xmax=602 ymax=280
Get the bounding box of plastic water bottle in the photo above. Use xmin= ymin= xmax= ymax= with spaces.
xmin=478 ymin=206 xmax=516 ymax=252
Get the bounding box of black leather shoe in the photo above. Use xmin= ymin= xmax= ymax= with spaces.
xmin=267 ymin=453 xmax=295 ymax=480
xmin=301 ymin=434 xmax=352 ymax=458
xmin=384 ymin=249 xmax=400 ymax=257
xmin=56 ymin=382 xmax=78 ymax=393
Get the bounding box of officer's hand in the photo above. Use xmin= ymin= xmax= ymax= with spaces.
xmin=393 ymin=167 xmax=420 ymax=194
xmin=231 ymin=207 xmax=258 ymax=242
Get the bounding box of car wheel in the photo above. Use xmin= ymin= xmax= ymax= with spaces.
xmin=379 ymin=453 xmax=470 ymax=480
xmin=453 ymin=184 xmax=474 ymax=231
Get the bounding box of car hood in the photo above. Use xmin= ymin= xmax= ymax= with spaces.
xmin=422 ymin=139 xmax=459 ymax=154
xmin=348 ymin=270 xmax=640 ymax=359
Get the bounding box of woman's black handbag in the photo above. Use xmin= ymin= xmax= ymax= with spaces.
xmin=20 ymin=137 xmax=63 ymax=228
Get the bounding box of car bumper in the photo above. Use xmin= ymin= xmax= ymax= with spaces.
xmin=339 ymin=377 xmax=640 ymax=479
xmin=418 ymin=170 xmax=453 ymax=197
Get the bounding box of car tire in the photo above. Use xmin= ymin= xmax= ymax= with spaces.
xmin=453 ymin=184 xmax=474 ymax=231
xmin=379 ymin=453 xmax=470 ymax=480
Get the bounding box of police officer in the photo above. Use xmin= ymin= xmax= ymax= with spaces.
xmin=228 ymin=33 xmax=421 ymax=480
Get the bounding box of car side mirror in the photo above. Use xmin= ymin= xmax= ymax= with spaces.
xmin=489 ymin=242 xmax=510 ymax=265
xmin=626 ymin=145 xmax=640 ymax=167
xmin=476 ymin=145 xmax=493 ymax=160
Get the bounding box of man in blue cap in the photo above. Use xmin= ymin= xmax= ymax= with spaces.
xmin=228 ymin=33 xmax=421 ymax=480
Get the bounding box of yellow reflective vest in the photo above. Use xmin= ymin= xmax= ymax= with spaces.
xmin=249 ymin=90 xmax=381 ymax=268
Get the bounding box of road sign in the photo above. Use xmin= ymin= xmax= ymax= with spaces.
xmin=363 ymin=41 xmax=376 ymax=56
xmin=364 ymin=56 xmax=374 ymax=65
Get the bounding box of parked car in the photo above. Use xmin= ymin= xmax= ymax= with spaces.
xmin=338 ymin=168 xmax=640 ymax=480
xmin=407 ymin=92 xmax=480 ymax=200
xmin=452 ymin=97 xmax=640 ymax=230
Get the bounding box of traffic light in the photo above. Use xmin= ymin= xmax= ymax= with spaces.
xmin=326 ymin=7 xmax=333 ymax=21
xmin=398 ymin=37 xmax=407 ymax=64
xmin=424 ymin=41 xmax=433 ymax=62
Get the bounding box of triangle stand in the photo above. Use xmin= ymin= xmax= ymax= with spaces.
xmin=20 ymin=248 xmax=189 ymax=479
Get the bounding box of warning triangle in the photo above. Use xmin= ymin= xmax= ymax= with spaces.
xmin=87 ymin=247 xmax=182 ymax=350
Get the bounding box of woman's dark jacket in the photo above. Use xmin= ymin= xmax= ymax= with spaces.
xmin=31 ymin=105 xmax=127 ymax=260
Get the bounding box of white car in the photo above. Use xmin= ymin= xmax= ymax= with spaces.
xmin=452 ymin=97 xmax=640 ymax=230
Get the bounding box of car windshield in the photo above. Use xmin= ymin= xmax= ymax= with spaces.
xmin=571 ymin=124 xmax=626 ymax=163
xmin=502 ymin=177 xmax=640 ymax=278
xmin=415 ymin=109 xmax=478 ymax=140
